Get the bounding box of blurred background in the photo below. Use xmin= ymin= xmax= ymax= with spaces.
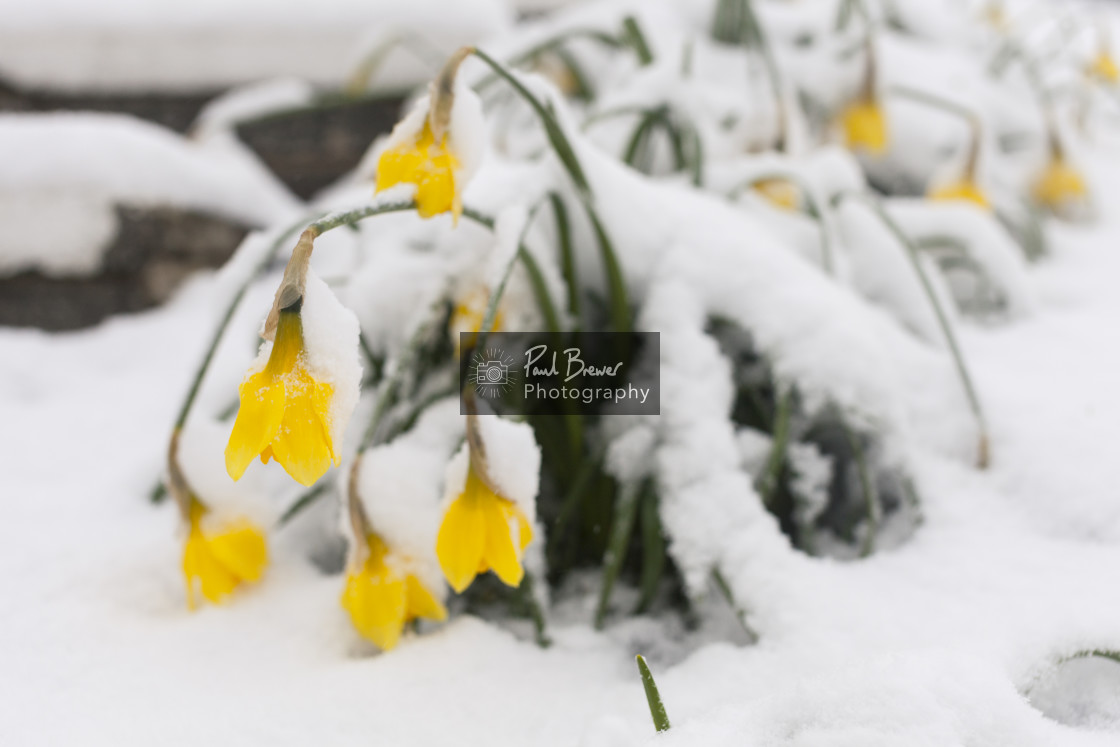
xmin=0 ymin=0 xmax=559 ymax=330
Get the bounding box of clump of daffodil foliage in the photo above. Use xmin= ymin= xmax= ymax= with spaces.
xmin=157 ymin=0 xmax=1106 ymax=653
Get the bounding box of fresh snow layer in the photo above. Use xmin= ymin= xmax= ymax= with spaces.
xmin=0 ymin=113 xmax=300 ymax=276
xmin=0 ymin=0 xmax=514 ymax=92
xmin=2 ymin=199 xmax=1120 ymax=745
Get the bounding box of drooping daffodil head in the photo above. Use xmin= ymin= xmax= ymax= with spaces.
xmin=1089 ymin=49 xmax=1120 ymax=84
xmin=841 ymin=98 xmax=888 ymax=154
xmin=929 ymin=179 xmax=991 ymax=210
xmin=341 ymin=418 xmax=463 ymax=648
xmin=182 ymin=498 xmax=268 ymax=609
xmin=1032 ymin=152 xmax=1089 ymax=220
xmin=375 ymin=48 xmax=486 ymax=223
xmin=753 ymin=178 xmax=800 ymax=211
xmin=436 ymin=415 xmax=540 ymax=594
xmin=226 ymin=232 xmax=363 ymax=487
xmin=341 ymin=532 xmax=447 ymax=651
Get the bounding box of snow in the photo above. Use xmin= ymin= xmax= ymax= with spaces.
xmin=298 ymin=270 xmax=364 ymax=454
xmin=5 ymin=0 xmax=1120 ymax=744
xmin=0 ymin=113 xmax=299 ymax=276
xmin=0 ymin=0 xmax=514 ymax=92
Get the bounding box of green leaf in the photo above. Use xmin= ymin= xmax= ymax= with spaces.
xmin=636 ymin=654 xmax=671 ymax=732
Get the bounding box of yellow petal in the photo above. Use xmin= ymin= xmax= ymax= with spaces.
xmin=1032 ymin=159 xmax=1087 ymax=209
xmin=754 ymin=179 xmax=799 ymax=211
xmin=207 ymin=520 xmax=269 ymax=583
xmin=482 ymin=495 xmax=525 ymax=588
xmin=405 ymin=575 xmax=448 ymax=622
xmin=225 ymin=371 xmax=285 ymax=481
xmin=436 ymin=481 xmax=487 ymax=593
xmin=341 ymin=563 xmax=407 ymax=650
xmin=183 ymin=526 xmax=238 ymax=607
xmin=375 ymin=123 xmax=460 ymax=220
xmin=929 ymin=181 xmax=990 ymax=210
xmin=842 ymin=101 xmax=888 ymax=154
xmin=268 ymin=369 xmax=336 ymax=487
xmin=1091 ymin=53 xmax=1119 ymax=83
xmin=514 ymin=504 xmax=534 ymax=552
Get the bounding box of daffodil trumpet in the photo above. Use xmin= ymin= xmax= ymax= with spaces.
xmin=1089 ymin=27 xmax=1119 ymax=84
xmin=376 ymin=46 xmax=484 ymax=223
xmin=225 ymin=229 xmax=343 ymax=487
xmin=167 ymin=429 xmax=269 ymax=609
xmin=341 ymin=459 xmax=447 ymax=650
xmin=1032 ymin=133 xmax=1088 ymax=219
xmin=928 ymin=117 xmax=990 ymax=210
xmin=436 ymin=410 xmax=534 ymax=593
xmin=841 ymin=37 xmax=888 ymax=154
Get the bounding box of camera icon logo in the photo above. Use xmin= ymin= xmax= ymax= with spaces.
xmin=470 ymin=348 xmax=517 ymax=399
xmin=477 ymin=360 xmax=508 ymax=385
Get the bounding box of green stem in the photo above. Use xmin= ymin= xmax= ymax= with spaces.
xmin=277 ymin=482 xmax=331 ymax=527
xmin=519 ymin=572 xmax=552 ymax=648
xmin=595 ymin=479 xmax=643 ymax=629
xmin=840 ymin=419 xmax=877 ymax=558
xmin=712 ymin=567 xmax=760 ymax=642
xmin=729 ymin=172 xmax=834 ymax=274
xmin=634 ymin=487 xmax=666 ymax=613
xmin=549 ymin=193 xmax=581 ymax=328
xmin=635 ymin=655 xmax=672 ymax=732
xmin=471 ymin=48 xmax=631 ymax=334
xmin=308 ymin=199 xmax=416 ymax=236
xmin=588 ymin=209 xmax=632 ymax=333
xmin=835 ymin=191 xmax=990 ymax=468
xmin=622 ymin=16 xmax=654 ymax=65
xmin=461 ymin=207 xmax=562 ymax=335
xmin=477 ymin=200 xmax=548 ymax=340
xmin=756 ymin=387 xmax=792 ymax=505
xmin=471 ymin=47 xmax=591 ymax=196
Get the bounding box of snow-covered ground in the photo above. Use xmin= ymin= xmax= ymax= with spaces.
xmin=3 ymin=0 xmax=1120 ymax=744
xmin=0 ymin=181 xmax=1117 ymax=747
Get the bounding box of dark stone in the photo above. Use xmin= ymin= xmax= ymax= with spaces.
xmin=234 ymin=94 xmax=405 ymax=199
xmin=0 ymin=76 xmax=221 ymax=133
xmin=0 ymin=206 xmax=249 ymax=331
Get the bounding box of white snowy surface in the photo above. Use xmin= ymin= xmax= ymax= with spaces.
xmin=2 ymin=201 xmax=1120 ymax=745
xmin=4 ymin=0 xmax=1120 ymax=744
xmin=0 ymin=0 xmax=514 ymax=92
xmin=0 ymin=113 xmax=300 ymax=276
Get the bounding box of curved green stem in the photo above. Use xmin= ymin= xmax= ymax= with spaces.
xmin=834 ymin=191 xmax=990 ymax=468
xmin=729 ymin=172 xmax=834 ymax=274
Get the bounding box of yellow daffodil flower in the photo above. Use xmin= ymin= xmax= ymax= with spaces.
xmin=182 ymin=500 xmax=268 ymax=609
xmin=436 ymin=463 xmax=533 ymax=593
xmin=1089 ymin=51 xmax=1119 ymax=84
xmin=376 ymin=122 xmax=462 ymax=221
xmin=929 ymin=180 xmax=990 ymax=210
xmin=1032 ymin=157 xmax=1088 ymax=213
xmin=450 ymin=287 xmax=502 ymax=358
xmin=341 ymin=533 xmax=447 ymax=650
xmin=226 ymin=307 xmax=338 ymax=487
xmin=842 ymin=100 xmax=888 ymax=154
xmin=753 ymin=178 xmax=799 ymax=211
xmin=982 ymin=2 xmax=1007 ymax=31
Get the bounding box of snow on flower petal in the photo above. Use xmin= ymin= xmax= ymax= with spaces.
xmin=225 ymin=269 xmax=361 ymax=488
